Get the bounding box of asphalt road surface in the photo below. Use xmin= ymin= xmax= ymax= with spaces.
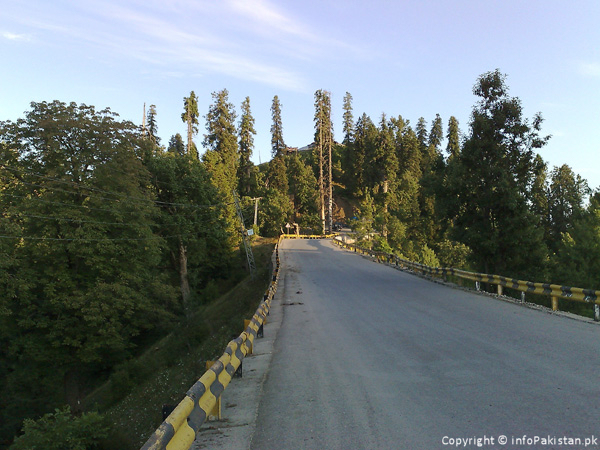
xmin=248 ymin=238 xmax=600 ymax=450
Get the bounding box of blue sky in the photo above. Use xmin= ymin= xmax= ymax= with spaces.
xmin=1 ymin=0 xmax=599 ymax=187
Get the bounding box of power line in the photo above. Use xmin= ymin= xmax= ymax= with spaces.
xmin=0 ymin=230 xmax=208 ymax=242
xmin=0 ymin=165 xmax=230 ymax=209
xmin=2 ymin=210 xmax=221 ymax=229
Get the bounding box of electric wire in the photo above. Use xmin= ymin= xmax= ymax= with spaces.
xmin=0 ymin=165 xmax=232 ymax=209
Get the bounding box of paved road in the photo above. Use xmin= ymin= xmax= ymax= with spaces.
xmin=249 ymin=238 xmax=600 ymax=450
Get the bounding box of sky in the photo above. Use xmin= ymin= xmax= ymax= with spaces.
xmin=1 ymin=0 xmax=599 ymax=187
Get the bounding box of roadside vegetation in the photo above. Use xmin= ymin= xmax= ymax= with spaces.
xmin=1 ymin=69 xmax=599 ymax=448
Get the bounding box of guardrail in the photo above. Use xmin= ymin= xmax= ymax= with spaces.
xmin=333 ymin=239 xmax=600 ymax=321
xmin=140 ymin=240 xmax=282 ymax=450
xmin=140 ymin=233 xmax=335 ymax=450
xmin=282 ymin=233 xmax=337 ymax=239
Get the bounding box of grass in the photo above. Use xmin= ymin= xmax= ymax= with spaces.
xmin=82 ymin=238 xmax=277 ymax=450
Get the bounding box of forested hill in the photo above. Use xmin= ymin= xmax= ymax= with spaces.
xmin=1 ymin=69 xmax=598 ymax=448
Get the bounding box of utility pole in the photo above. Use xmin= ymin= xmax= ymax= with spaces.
xmin=233 ymin=191 xmax=256 ymax=277
xmin=142 ymin=102 xmax=147 ymax=136
xmin=250 ymin=197 xmax=262 ymax=226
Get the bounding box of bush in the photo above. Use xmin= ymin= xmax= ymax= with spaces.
xmin=10 ymin=406 xmax=108 ymax=450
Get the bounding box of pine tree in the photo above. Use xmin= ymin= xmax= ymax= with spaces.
xmin=446 ymin=116 xmax=461 ymax=160
xmin=203 ymin=89 xmax=239 ymax=239
xmin=167 ymin=133 xmax=186 ymax=156
xmin=446 ymin=70 xmax=550 ymax=277
xmin=182 ymin=91 xmax=199 ymax=159
xmin=548 ymin=164 xmax=589 ymax=250
xmin=238 ymin=96 xmax=256 ymax=195
xmin=313 ymin=90 xmax=334 ymax=233
xmin=342 ymin=92 xmax=354 ymax=145
xmin=147 ymin=104 xmax=159 ymax=144
xmin=270 ymin=95 xmax=285 ymax=157
xmin=428 ymin=114 xmax=443 ymax=150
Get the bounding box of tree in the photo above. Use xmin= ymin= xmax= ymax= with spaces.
xmin=446 ymin=116 xmax=461 ymax=160
xmin=144 ymin=151 xmax=230 ymax=316
xmin=266 ymin=154 xmax=288 ymax=194
xmin=547 ymin=164 xmax=589 ymax=250
xmin=238 ymin=96 xmax=256 ymax=195
xmin=428 ymin=114 xmax=443 ymax=150
xmin=341 ymin=92 xmax=355 ymax=193
xmin=270 ymin=95 xmax=285 ymax=157
xmin=313 ymin=90 xmax=334 ymax=233
xmin=167 ymin=133 xmax=185 ymax=156
xmin=182 ymin=91 xmax=199 ymax=159
xmin=415 ymin=117 xmax=429 ymax=151
xmin=0 ymin=101 xmax=175 ymax=439
xmin=9 ymin=406 xmax=108 ymax=450
xmin=287 ymin=153 xmax=319 ymax=229
xmin=553 ymin=192 xmax=600 ymax=289
xmin=342 ymin=92 xmax=354 ymax=145
xmin=371 ymin=114 xmax=399 ymax=238
xmin=147 ymin=104 xmax=159 ymax=144
xmin=446 ymin=70 xmax=550 ymax=277
xmin=350 ymin=113 xmax=377 ymax=196
xmin=203 ymin=89 xmax=239 ymax=239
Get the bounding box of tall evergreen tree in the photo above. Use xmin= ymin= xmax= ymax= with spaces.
xmin=342 ymin=92 xmax=354 ymax=145
xmin=446 ymin=116 xmax=461 ymax=160
xmin=167 ymin=133 xmax=185 ymax=156
xmin=238 ymin=96 xmax=256 ymax=195
xmin=547 ymin=164 xmax=589 ymax=250
xmin=428 ymin=114 xmax=444 ymax=150
xmin=287 ymin=153 xmax=319 ymax=230
xmin=415 ymin=117 xmax=429 ymax=151
xmin=313 ymin=90 xmax=334 ymax=233
xmin=147 ymin=104 xmax=159 ymax=144
xmin=446 ymin=70 xmax=550 ymax=277
xmin=203 ymin=89 xmax=239 ymax=239
xmin=182 ymin=91 xmax=199 ymax=159
xmin=270 ymin=95 xmax=285 ymax=157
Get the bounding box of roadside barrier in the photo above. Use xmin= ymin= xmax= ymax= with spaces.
xmin=140 ymin=233 xmax=337 ymax=450
xmin=333 ymin=239 xmax=600 ymax=321
xmin=282 ymin=233 xmax=337 ymax=239
xmin=140 ymin=240 xmax=282 ymax=450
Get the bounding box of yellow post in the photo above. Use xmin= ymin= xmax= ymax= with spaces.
xmin=244 ymin=320 xmax=253 ymax=354
xmin=497 ymin=284 xmax=503 ymax=296
xmin=551 ymin=296 xmax=559 ymax=311
xmin=205 ymin=361 xmax=221 ymax=420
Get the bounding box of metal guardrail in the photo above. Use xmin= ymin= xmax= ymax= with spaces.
xmin=333 ymin=239 xmax=600 ymax=321
xmin=140 ymin=240 xmax=282 ymax=450
xmin=140 ymin=233 xmax=336 ymax=450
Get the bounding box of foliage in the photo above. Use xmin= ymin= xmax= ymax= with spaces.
xmin=270 ymin=95 xmax=285 ymax=157
xmin=258 ymin=188 xmax=293 ymax=237
xmin=10 ymin=406 xmax=108 ymax=450
xmin=238 ymin=96 xmax=256 ymax=195
xmin=182 ymin=91 xmax=199 ymax=159
xmin=202 ymin=89 xmax=239 ymax=241
xmin=444 ymin=70 xmax=550 ymax=277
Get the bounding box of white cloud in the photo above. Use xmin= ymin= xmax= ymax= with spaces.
xmin=578 ymin=62 xmax=600 ymax=77
xmin=2 ymin=31 xmax=32 ymax=41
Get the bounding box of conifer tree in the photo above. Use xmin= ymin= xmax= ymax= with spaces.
xmin=342 ymin=92 xmax=354 ymax=145
xmin=147 ymin=104 xmax=159 ymax=144
xmin=238 ymin=96 xmax=256 ymax=194
xmin=446 ymin=116 xmax=461 ymax=160
xmin=203 ymin=89 xmax=239 ymax=238
xmin=270 ymin=95 xmax=286 ymax=157
xmin=167 ymin=133 xmax=186 ymax=156
xmin=446 ymin=70 xmax=550 ymax=277
xmin=182 ymin=91 xmax=199 ymax=159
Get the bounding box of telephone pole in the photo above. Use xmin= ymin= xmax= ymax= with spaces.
xmin=233 ymin=191 xmax=256 ymax=277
